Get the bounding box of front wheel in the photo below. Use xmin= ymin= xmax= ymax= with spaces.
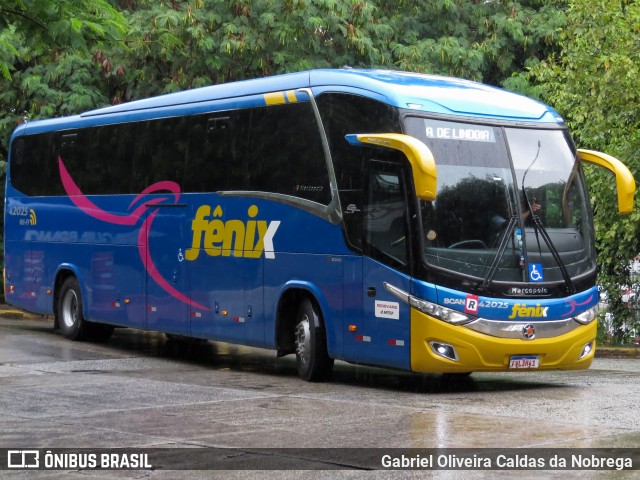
xmin=294 ymin=298 xmax=334 ymax=382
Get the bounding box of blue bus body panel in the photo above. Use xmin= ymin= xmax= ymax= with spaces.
xmin=348 ymin=258 xmax=412 ymax=370
xmin=409 ymin=279 xmax=599 ymax=323
xmin=4 ymin=184 xmax=352 ymax=353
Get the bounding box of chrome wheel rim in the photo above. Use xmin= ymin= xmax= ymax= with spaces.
xmin=295 ymin=314 xmax=311 ymax=366
xmin=61 ymin=290 xmax=79 ymax=329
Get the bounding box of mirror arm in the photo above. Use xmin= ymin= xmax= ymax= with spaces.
xmin=578 ymin=149 xmax=636 ymax=214
xmin=346 ymin=133 xmax=437 ymax=201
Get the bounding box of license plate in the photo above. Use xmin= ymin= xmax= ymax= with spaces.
xmin=509 ymin=355 xmax=540 ymax=369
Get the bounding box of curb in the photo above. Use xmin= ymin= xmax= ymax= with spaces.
xmin=596 ymin=347 xmax=640 ymax=358
xmin=0 ymin=309 xmax=29 ymax=318
xmin=0 ymin=308 xmax=48 ymax=320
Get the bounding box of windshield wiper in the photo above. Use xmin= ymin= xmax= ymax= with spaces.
xmin=479 ymin=215 xmax=518 ymax=292
xmin=523 ymin=199 xmax=577 ymax=294
xmin=521 ymin=141 xmax=576 ymax=295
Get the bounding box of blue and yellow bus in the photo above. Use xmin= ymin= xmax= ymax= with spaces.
xmin=4 ymin=69 xmax=635 ymax=381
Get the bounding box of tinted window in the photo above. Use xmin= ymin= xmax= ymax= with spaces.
xmin=246 ymin=103 xmax=330 ymax=203
xmin=364 ymin=160 xmax=410 ymax=269
xmin=316 ymin=93 xmax=401 ymax=250
xmin=9 ymin=101 xmax=331 ymax=204
xmin=187 ymin=102 xmax=330 ymax=203
xmin=187 ymin=114 xmax=246 ymax=191
xmin=11 ymin=133 xmax=55 ymax=196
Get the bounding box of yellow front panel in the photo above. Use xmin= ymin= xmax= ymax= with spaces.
xmin=410 ymin=309 xmax=596 ymax=374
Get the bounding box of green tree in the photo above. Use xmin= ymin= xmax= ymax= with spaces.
xmin=0 ymin=0 xmax=126 ymax=79
xmin=514 ymin=0 xmax=640 ymax=343
xmin=101 ymin=0 xmax=566 ymax=99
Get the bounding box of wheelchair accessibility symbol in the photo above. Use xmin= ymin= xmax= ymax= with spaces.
xmin=528 ymin=263 xmax=544 ymax=282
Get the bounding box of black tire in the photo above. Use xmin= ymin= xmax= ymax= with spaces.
xmin=56 ymin=277 xmax=113 ymax=342
xmin=56 ymin=276 xmax=92 ymax=341
xmin=294 ymin=298 xmax=334 ymax=382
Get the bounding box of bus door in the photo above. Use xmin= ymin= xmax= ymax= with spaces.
xmin=352 ymin=159 xmax=412 ymax=370
xmin=144 ymin=204 xmax=190 ymax=335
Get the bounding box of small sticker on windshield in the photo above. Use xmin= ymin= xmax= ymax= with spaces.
xmin=528 ymin=263 xmax=544 ymax=282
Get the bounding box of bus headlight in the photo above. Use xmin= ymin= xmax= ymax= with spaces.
xmin=409 ymin=296 xmax=475 ymax=325
xmin=573 ymin=305 xmax=598 ymax=325
xmin=384 ymin=282 xmax=476 ymax=325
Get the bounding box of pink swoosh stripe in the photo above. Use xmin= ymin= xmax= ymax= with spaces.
xmin=138 ymin=212 xmax=210 ymax=311
xmin=129 ymin=181 xmax=180 ymax=210
xmin=59 ymin=157 xmax=180 ymax=224
xmin=59 ymin=156 xmax=209 ymax=312
xmin=565 ymin=294 xmax=595 ymax=316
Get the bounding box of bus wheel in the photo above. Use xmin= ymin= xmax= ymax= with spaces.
xmin=57 ymin=277 xmax=89 ymax=341
xmin=294 ymin=298 xmax=334 ymax=382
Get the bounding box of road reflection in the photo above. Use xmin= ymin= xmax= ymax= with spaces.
xmin=103 ymin=327 xmax=562 ymax=395
xmin=6 ymin=318 xmax=563 ymax=395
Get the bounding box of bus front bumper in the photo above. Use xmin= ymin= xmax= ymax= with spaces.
xmin=410 ymin=309 xmax=597 ymax=374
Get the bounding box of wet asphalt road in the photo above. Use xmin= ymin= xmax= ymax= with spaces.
xmin=0 ymin=313 xmax=638 ymax=479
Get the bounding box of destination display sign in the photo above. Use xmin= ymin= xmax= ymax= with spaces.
xmin=422 ymin=119 xmax=496 ymax=143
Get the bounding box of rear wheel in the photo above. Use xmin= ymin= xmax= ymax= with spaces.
xmin=58 ymin=277 xmax=88 ymax=340
xmin=57 ymin=276 xmax=113 ymax=341
xmin=294 ymin=298 xmax=334 ymax=382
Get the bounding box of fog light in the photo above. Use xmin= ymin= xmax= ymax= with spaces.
xmin=429 ymin=341 xmax=459 ymax=362
xmin=579 ymin=341 xmax=594 ymax=359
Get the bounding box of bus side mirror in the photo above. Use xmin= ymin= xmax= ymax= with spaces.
xmin=577 ymin=149 xmax=636 ymax=214
xmin=345 ymin=133 xmax=437 ymax=201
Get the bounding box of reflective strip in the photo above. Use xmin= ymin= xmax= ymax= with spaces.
xmin=355 ymin=335 xmax=371 ymax=342
xmin=190 ymin=312 xmax=202 ymax=318
xmin=233 ymin=317 xmax=245 ymax=323
xmin=388 ymin=339 xmax=405 ymax=346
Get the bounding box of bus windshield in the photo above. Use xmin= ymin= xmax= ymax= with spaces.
xmin=404 ymin=117 xmax=595 ymax=285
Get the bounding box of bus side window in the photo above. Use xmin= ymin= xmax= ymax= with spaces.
xmin=138 ymin=117 xmax=189 ymax=188
xmin=315 ymin=92 xmax=402 ymax=251
xmin=9 ymin=138 xmax=26 ymax=192
xmin=58 ymin=132 xmax=84 ymax=195
xmin=78 ymin=123 xmax=135 ymax=194
xmin=364 ymin=160 xmax=410 ymax=269
xmin=245 ymin=102 xmax=330 ymax=204
xmin=185 ymin=112 xmax=245 ymax=192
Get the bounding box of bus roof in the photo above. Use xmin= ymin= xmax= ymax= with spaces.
xmin=13 ymin=69 xmax=562 ymax=137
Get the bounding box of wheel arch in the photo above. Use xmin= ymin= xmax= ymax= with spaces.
xmin=274 ymin=281 xmax=336 ymax=358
